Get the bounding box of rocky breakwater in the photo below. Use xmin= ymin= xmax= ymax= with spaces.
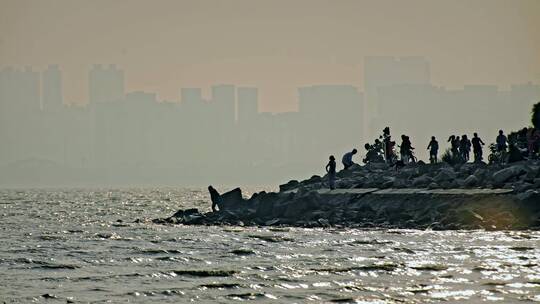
xmin=154 ymin=160 xmax=540 ymax=230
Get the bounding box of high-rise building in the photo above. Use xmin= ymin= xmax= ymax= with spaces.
xmin=237 ymin=87 xmax=258 ymax=125
xmin=42 ymin=65 xmax=63 ymax=111
xmin=298 ymin=85 xmax=364 ymax=156
xmin=89 ymin=64 xmax=124 ymax=103
xmin=211 ymin=84 xmax=235 ymax=125
xmin=180 ymin=88 xmax=202 ymax=105
xmin=363 ymin=56 xmax=430 ymax=139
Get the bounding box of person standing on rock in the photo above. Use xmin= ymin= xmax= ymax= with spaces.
xmin=472 ymin=133 xmax=485 ymax=162
xmin=427 ymin=136 xmax=439 ymax=164
xmin=342 ymin=149 xmax=357 ymax=170
xmin=382 ymin=127 xmax=396 ymax=164
xmin=325 ymin=155 xmax=337 ymax=190
xmin=460 ymin=135 xmax=471 ymax=162
xmin=496 ymin=130 xmax=508 ymax=153
xmin=400 ymin=135 xmax=414 ymax=164
xmin=448 ymin=135 xmax=460 ymax=158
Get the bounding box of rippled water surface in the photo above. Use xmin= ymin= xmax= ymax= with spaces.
xmin=1 ymin=188 xmax=539 ymax=303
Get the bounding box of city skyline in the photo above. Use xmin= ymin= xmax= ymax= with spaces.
xmin=1 ymin=0 xmax=539 ymax=112
xmin=1 ymin=58 xmax=539 ymax=187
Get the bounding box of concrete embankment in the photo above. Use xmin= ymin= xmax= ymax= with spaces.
xmin=153 ymin=187 xmax=539 ymax=230
xmin=153 ymin=160 xmax=540 ymax=230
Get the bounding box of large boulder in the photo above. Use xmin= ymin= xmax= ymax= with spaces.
xmin=434 ymin=168 xmax=457 ymax=183
xmin=463 ymin=175 xmax=479 ymax=187
xmin=279 ymin=180 xmax=299 ymax=192
xmin=412 ymin=175 xmax=433 ymax=187
xmin=492 ymin=166 xmax=527 ymax=184
xmin=283 ymin=191 xmax=322 ymax=219
xmin=218 ymin=188 xmax=245 ymax=211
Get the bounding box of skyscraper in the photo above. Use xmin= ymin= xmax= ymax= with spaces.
xmin=42 ymin=65 xmax=63 ymax=111
xmin=211 ymin=84 xmax=235 ymax=125
xmin=237 ymin=87 xmax=258 ymax=125
xmin=89 ymin=64 xmax=124 ymax=103
xmin=180 ymin=88 xmax=203 ymax=105
xmin=363 ymin=56 xmax=430 ymax=139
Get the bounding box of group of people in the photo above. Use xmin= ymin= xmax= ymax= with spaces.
xmin=324 ymin=126 xmax=539 ymax=190
xmin=446 ymin=133 xmax=487 ymax=163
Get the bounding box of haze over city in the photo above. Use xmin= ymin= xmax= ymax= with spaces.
xmin=1 ymin=0 xmax=539 ymax=187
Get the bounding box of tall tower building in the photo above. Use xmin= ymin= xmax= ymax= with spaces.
xmin=42 ymin=65 xmax=63 ymax=111
xmin=363 ymin=56 xmax=430 ymax=139
xmin=89 ymin=64 xmax=124 ymax=103
xmin=211 ymin=84 xmax=235 ymax=125
xmin=237 ymin=87 xmax=258 ymax=125
xmin=180 ymin=88 xmax=203 ymax=105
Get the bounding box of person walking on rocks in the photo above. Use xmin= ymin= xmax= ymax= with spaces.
xmin=325 ymin=155 xmax=337 ymax=190
xmin=208 ymin=186 xmax=222 ymax=212
xmin=427 ymin=136 xmax=439 ymax=164
xmin=342 ymin=149 xmax=357 ymax=170
xmin=472 ymin=132 xmax=485 ymax=162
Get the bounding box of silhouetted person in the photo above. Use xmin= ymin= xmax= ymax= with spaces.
xmin=496 ymin=130 xmax=508 ymax=153
xmin=208 ymin=186 xmax=222 ymax=212
xmin=342 ymin=149 xmax=357 ymax=169
xmin=373 ymin=138 xmax=383 ymax=155
xmin=448 ymin=135 xmax=459 ymax=157
xmin=427 ymin=136 xmax=439 ymax=164
xmin=363 ymin=143 xmax=383 ymax=164
xmin=527 ymin=128 xmax=540 ymax=157
xmin=471 ymin=133 xmax=485 ymax=162
xmin=400 ymin=135 xmax=414 ymax=163
xmin=325 ymin=155 xmax=336 ymax=190
xmin=508 ymin=143 xmax=524 ymax=163
xmin=460 ymin=135 xmax=471 ymax=162
xmin=454 ymin=135 xmax=462 ymax=159
xmin=382 ymin=127 xmax=395 ymax=163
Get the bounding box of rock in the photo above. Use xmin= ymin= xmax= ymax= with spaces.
xmin=307 ymin=175 xmax=323 ymax=183
xmin=283 ymin=191 xmax=322 ymax=218
xmin=254 ymin=192 xmax=280 ymax=218
xmin=382 ymin=180 xmax=394 ymax=188
xmin=366 ymin=162 xmax=389 ymax=170
xmin=463 ymin=175 xmax=479 ymax=187
xmin=428 ymin=182 xmax=439 ymax=189
xmin=265 ymin=218 xmax=280 ymax=226
xmin=434 ymin=168 xmax=457 ymax=183
xmin=218 ymin=188 xmax=245 ymax=211
xmin=183 ymin=213 xmax=204 ymax=224
xmin=534 ymin=178 xmax=540 ymax=188
xmin=41 ymin=294 xmax=57 ymax=299
xmin=349 ymin=163 xmax=363 ymax=171
xmin=317 ymin=218 xmax=331 ymax=227
xmin=515 ymin=182 xmax=535 ymax=193
xmin=473 ymin=168 xmax=487 ymax=179
xmin=175 ymin=208 xmax=199 ymax=217
xmin=517 ymin=190 xmax=538 ymax=201
xmin=337 ymin=179 xmax=355 ymax=189
xmin=279 ymin=180 xmax=299 ymax=192
xmin=396 ymin=168 xmax=416 ymax=179
xmin=412 ymin=175 xmax=433 ymax=187
xmin=492 ymin=166 xmax=527 ymax=184
xmin=393 ymin=178 xmax=409 ymax=188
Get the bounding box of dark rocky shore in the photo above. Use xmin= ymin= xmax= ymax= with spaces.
xmin=154 ymin=160 xmax=540 ymax=230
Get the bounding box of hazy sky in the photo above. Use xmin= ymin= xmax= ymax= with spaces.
xmin=1 ymin=0 xmax=539 ymax=112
